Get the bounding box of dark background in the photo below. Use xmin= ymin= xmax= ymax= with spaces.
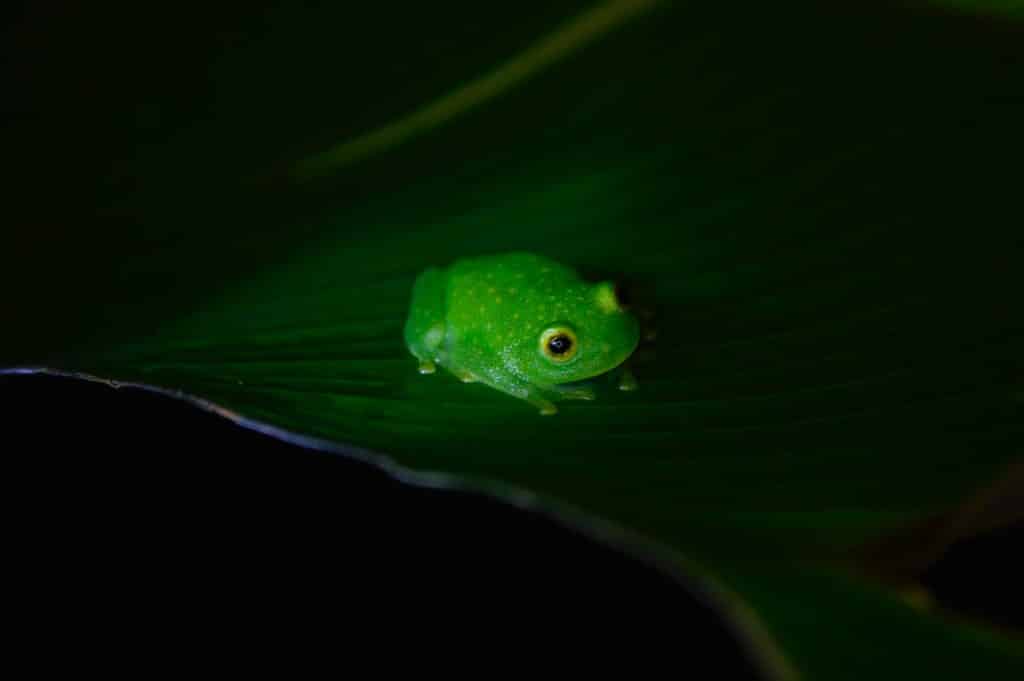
xmin=2 ymin=373 xmax=763 ymax=668
xmin=2 ymin=373 xmax=1018 ymax=664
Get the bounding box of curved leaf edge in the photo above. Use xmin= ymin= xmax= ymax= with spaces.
xmin=0 ymin=365 xmax=794 ymax=681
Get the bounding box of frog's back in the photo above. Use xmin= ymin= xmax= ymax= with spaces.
xmin=448 ymin=252 xmax=579 ymax=296
xmin=446 ymin=252 xmax=578 ymax=323
xmin=443 ymin=253 xmax=582 ymax=370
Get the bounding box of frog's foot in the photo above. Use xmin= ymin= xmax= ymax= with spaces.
xmin=417 ymin=359 xmax=436 ymax=374
xmin=454 ymin=370 xmax=478 ymax=383
xmin=524 ymin=389 xmax=558 ymax=415
xmin=553 ymin=384 xmax=596 ymax=401
xmin=484 ymin=375 xmax=559 ymax=416
xmin=618 ymin=367 xmax=638 ymax=392
xmin=536 ymin=401 xmax=558 ymax=416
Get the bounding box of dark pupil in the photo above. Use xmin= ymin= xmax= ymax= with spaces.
xmin=548 ymin=335 xmax=572 ymax=355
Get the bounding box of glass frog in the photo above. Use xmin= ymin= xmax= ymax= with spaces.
xmin=404 ymin=252 xmax=640 ymax=415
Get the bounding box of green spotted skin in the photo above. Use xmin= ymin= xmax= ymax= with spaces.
xmin=404 ymin=252 xmax=640 ymax=414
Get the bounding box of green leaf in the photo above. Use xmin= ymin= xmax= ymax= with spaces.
xmin=5 ymin=1 xmax=1022 ymax=676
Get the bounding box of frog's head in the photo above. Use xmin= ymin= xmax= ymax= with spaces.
xmin=521 ymin=281 xmax=640 ymax=385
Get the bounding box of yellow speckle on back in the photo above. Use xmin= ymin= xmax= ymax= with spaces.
xmin=496 ymin=297 xmax=502 ymax=303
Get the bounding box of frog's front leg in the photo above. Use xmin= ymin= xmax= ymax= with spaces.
xmin=473 ymin=368 xmax=559 ymax=415
xmin=617 ymin=365 xmax=638 ymax=392
xmin=530 ymin=395 xmax=559 ymax=416
xmin=508 ymin=380 xmax=559 ymax=415
xmin=551 ymin=383 xmax=597 ymax=401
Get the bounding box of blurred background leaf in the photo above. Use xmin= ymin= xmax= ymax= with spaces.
xmin=3 ymin=0 xmax=1022 ymax=677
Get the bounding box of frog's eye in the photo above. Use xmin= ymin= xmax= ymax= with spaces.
xmin=540 ymin=327 xmax=578 ymax=363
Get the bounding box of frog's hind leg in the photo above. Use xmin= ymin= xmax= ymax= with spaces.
xmin=403 ymin=267 xmax=448 ymax=375
xmin=411 ymin=323 xmax=444 ymax=374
